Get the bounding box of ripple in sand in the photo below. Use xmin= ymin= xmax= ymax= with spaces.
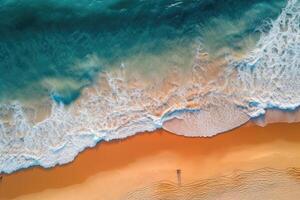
xmin=124 ymin=168 xmax=300 ymax=200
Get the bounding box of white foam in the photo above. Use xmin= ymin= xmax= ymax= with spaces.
xmin=227 ymin=0 xmax=300 ymax=117
xmin=0 ymin=100 xmax=161 ymax=173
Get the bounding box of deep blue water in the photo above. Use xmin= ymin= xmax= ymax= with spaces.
xmin=0 ymin=0 xmax=286 ymax=104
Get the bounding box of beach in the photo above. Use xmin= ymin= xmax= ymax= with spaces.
xmin=0 ymin=1 xmax=299 ymax=199
xmin=1 ymin=121 xmax=300 ymax=200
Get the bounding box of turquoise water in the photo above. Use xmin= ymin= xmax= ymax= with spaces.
xmin=0 ymin=0 xmax=285 ymax=104
xmin=2 ymin=0 xmax=299 ymax=174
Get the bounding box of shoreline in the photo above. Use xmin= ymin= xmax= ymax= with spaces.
xmin=3 ymin=105 xmax=300 ymax=175
xmin=1 ymin=121 xmax=300 ymax=199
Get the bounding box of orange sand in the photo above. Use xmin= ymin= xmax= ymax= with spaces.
xmin=1 ymin=122 xmax=300 ymax=200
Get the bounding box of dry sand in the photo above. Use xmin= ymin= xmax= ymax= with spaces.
xmin=1 ymin=122 xmax=300 ymax=200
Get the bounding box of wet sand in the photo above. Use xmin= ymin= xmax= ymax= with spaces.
xmin=1 ymin=122 xmax=300 ymax=200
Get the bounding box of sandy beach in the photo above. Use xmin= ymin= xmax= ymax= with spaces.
xmin=0 ymin=1 xmax=298 ymax=200
xmin=1 ymin=121 xmax=300 ymax=200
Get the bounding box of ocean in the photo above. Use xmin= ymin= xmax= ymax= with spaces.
xmin=0 ymin=0 xmax=299 ymax=173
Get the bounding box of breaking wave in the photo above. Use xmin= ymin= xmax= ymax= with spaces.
xmin=0 ymin=0 xmax=299 ymax=173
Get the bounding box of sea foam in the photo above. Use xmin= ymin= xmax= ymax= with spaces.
xmin=0 ymin=0 xmax=299 ymax=173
